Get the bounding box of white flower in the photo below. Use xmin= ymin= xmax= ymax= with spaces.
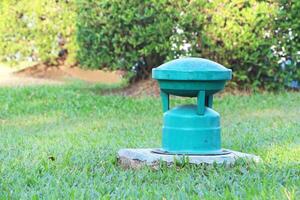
xmin=171 ymin=42 xmax=177 ymax=51
xmin=15 ymin=52 xmax=21 ymax=60
xmin=27 ymin=57 xmax=34 ymax=62
xmin=180 ymin=43 xmax=191 ymax=52
xmin=176 ymin=28 xmax=184 ymax=34
xmin=172 ymin=43 xmax=177 ymax=48
xmin=278 ymin=57 xmax=286 ymax=64
xmin=288 ymin=30 xmax=294 ymax=40
xmin=27 ymin=22 xmax=34 ymax=29
xmin=264 ymin=31 xmax=271 ymax=38
xmin=270 ymin=45 xmax=276 ymax=50
xmin=278 ymin=51 xmax=285 ymax=56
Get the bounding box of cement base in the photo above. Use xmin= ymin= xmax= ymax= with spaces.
xmin=117 ymin=148 xmax=261 ymax=169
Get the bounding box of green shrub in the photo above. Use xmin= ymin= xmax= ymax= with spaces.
xmin=201 ymin=0 xmax=279 ymax=89
xmin=0 ymin=0 xmax=298 ymax=90
xmin=76 ymin=0 xmax=205 ymax=70
xmin=271 ymin=0 xmax=300 ymax=88
xmin=0 ymin=0 xmax=77 ymax=64
xmin=77 ymin=0 xmax=293 ymax=90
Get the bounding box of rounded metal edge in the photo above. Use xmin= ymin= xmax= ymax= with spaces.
xmin=151 ymin=149 xmax=231 ymax=156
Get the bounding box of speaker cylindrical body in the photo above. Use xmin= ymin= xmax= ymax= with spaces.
xmin=162 ymin=105 xmax=222 ymax=154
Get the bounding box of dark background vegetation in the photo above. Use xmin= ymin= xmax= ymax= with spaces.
xmin=0 ymin=0 xmax=299 ymax=90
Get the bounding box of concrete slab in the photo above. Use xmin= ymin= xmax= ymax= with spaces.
xmin=117 ymin=148 xmax=261 ymax=169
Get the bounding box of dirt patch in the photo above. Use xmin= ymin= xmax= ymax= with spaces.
xmin=15 ymin=63 xmax=124 ymax=84
xmin=2 ymin=62 xmax=251 ymax=96
xmin=105 ymin=78 xmax=160 ymax=97
xmin=15 ymin=63 xmax=67 ymax=81
xmin=111 ymin=77 xmax=255 ymax=97
xmin=0 ymin=64 xmax=62 ymax=87
xmin=104 ymin=78 xmax=252 ymax=97
xmin=60 ymin=65 xmax=123 ymax=84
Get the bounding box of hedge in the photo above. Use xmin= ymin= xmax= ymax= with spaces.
xmin=201 ymin=0 xmax=279 ymax=89
xmin=272 ymin=0 xmax=300 ymax=89
xmin=0 ymin=0 xmax=299 ymax=89
xmin=76 ymin=0 xmax=206 ymax=70
xmin=0 ymin=0 xmax=77 ymax=64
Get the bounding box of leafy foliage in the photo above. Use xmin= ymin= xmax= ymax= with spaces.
xmin=76 ymin=0 xmax=205 ymax=70
xmin=0 ymin=0 xmax=299 ymax=89
xmin=77 ymin=0 xmax=296 ymax=89
xmin=271 ymin=0 xmax=300 ymax=88
xmin=0 ymin=0 xmax=77 ymax=64
xmin=201 ymin=0 xmax=279 ymax=89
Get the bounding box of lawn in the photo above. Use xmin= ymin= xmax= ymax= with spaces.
xmin=0 ymin=84 xmax=299 ymax=199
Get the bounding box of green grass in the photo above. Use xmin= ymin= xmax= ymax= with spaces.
xmin=0 ymin=84 xmax=299 ymax=199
